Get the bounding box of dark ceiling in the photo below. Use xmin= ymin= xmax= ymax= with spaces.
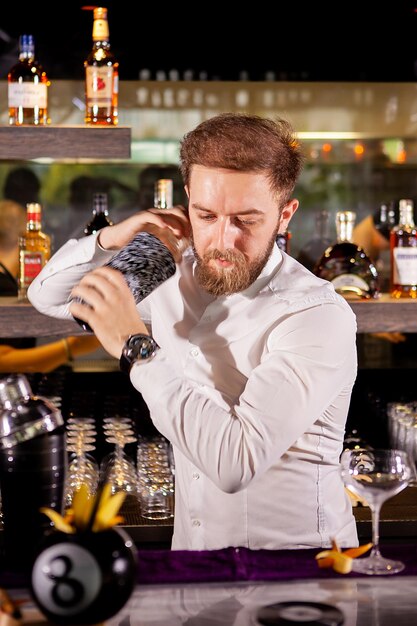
xmin=2 ymin=1 xmax=417 ymax=82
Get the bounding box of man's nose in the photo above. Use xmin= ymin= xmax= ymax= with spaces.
xmin=215 ymin=218 xmax=238 ymax=249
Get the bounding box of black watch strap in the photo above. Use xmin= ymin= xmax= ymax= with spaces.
xmin=120 ymin=334 xmax=160 ymax=374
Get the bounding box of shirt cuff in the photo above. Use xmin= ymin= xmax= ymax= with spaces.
xmin=94 ymin=234 xmax=119 ymax=262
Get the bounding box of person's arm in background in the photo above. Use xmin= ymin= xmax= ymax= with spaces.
xmin=352 ymin=214 xmax=389 ymax=263
xmin=0 ymin=335 xmax=100 ymax=373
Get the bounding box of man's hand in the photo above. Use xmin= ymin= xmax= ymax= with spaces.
xmin=98 ymin=206 xmax=190 ymax=262
xmin=69 ymin=266 xmax=148 ymax=358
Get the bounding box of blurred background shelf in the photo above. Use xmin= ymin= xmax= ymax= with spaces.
xmin=0 ymin=297 xmax=84 ymax=338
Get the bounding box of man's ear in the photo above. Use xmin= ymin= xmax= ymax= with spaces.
xmin=278 ymin=199 xmax=299 ymax=233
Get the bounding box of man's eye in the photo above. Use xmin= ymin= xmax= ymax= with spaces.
xmin=200 ymin=214 xmax=216 ymax=221
xmin=236 ymin=218 xmax=256 ymax=226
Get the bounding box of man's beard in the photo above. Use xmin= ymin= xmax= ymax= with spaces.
xmin=193 ymin=230 xmax=278 ymax=296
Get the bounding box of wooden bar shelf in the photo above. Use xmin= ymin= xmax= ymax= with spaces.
xmin=0 ymin=298 xmax=84 ymax=338
xmin=0 ymin=125 xmax=131 ymax=160
xmin=1 ymin=293 xmax=416 ymax=338
xmin=348 ymin=293 xmax=417 ymax=333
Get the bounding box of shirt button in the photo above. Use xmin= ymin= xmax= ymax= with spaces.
xmin=192 ymin=519 xmax=201 ymax=527
xmin=190 ymin=348 xmax=199 ymax=357
xmin=192 ymin=472 xmax=200 ymax=480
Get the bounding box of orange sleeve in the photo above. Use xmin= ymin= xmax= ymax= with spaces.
xmin=0 ymin=340 xmax=69 ymax=373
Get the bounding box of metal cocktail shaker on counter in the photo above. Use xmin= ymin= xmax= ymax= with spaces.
xmin=0 ymin=374 xmax=66 ymax=572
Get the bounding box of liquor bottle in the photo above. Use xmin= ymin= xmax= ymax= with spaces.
xmin=314 ymin=210 xmax=379 ymax=299
xmin=8 ymin=34 xmax=49 ymax=126
xmin=84 ymin=192 xmax=114 ymax=235
xmin=84 ymin=6 xmax=119 ymax=125
xmin=74 ymin=179 xmax=180 ymax=331
xmin=297 ymin=210 xmax=333 ymax=272
xmin=390 ymin=199 xmax=417 ymax=299
xmin=276 ymin=230 xmax=291 ymax=253
xmin=18 ymin=203 xmax=51 ymax=301
xmin=375 ymin=202 xmax=396 ymax=240
xmin=373 ymin=202 xmax=396 ymax=292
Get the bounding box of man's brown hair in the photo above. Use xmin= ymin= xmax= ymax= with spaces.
xmin=179 ymin=113 xmax=304 ymax=205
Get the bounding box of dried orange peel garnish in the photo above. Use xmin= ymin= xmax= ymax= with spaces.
xmin=315 ymin=538 xmax=372 ymax=574
xmin=41 ymin=483 xmax=126 ymax=534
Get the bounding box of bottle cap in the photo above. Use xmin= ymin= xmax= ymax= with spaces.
xmin=336 ymin=210 xmax=356 ymax=223
xmin=154 ymin=179 xmax=173 ymax=209
xmin=399 ymin=199 xmax=413 ymax=210
xmin=26 ymin=202 xmax=41 ymax=214
xmin=93 ymin=192 xmax=108 ymax=212
xmin=93 ymin=6 xmax=107 ymax=19
xmin=19 ymin=34 xmax=34 ymax=53
xmin=82 ymin=5 xmax=107 ymax=18
xmin=26 ymin=202 xmax=42 ymax=223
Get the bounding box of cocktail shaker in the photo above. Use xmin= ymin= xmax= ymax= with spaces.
xmin=75 ymin=178 xmax=181 ymax=331
xmin=0 ymin=374 xmax=66 ymax=572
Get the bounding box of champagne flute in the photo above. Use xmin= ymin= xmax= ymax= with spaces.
xmin=341 ymin=448 xmax=414 ymax=575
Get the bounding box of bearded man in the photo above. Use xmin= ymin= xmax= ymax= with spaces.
xmin=28 ymin=113 xmax=358 ymax=551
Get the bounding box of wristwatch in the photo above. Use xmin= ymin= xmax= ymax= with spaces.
xmin=119 ymin=334 xmax=160 ymax=374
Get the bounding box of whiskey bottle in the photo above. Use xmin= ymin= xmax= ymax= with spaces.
xmin=390 ymin=199 xmax=417 ymax=299
xmin=314 ymin=210 xmax=379 ymax=299
xmin=84 ymin=192 xmax=113 ymax=235
xmin=84 ymin=6 xmax=119 ymax=125
xmin=297 ymin=210 xmax=333 ymax=272
xmin=18 ymin=203 xmax=51 ymax=301
xmin=8 ymin=34 xmax=49 ymax=126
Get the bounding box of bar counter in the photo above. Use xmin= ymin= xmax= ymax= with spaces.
xmin=5 ymin=544 xmax=417 ymax=625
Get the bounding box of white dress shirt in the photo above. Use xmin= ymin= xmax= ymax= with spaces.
xmin=28 ymin=235 xmax=358 ymax=551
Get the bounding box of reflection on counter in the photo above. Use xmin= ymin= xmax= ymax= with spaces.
xmin=9 ymin=573 xmax=417 ymax=625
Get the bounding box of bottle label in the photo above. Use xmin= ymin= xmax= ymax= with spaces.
xmin=331 ymin=274 xmax=370 ymax=294
xmin=393 ymin=247 xmax=417 ymax=285
xmin=21 ymin=251 xmax=44 ymax=288
xmin=8 ymin=83 xmax=47 ymax=108
xmin=86 ymin=67 xmax=114 ymax=104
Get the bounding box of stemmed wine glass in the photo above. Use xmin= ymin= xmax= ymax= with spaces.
xmin=341 ymin=448 xmax=415 ymax=575
xmin=100 ymin=417 xmax=138 ymax=497
xmin=64 ymin=418 xmax=99 ymax=508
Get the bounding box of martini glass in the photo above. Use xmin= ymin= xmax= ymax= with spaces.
xmin=341 ymin=448 xmax=414 ymax=575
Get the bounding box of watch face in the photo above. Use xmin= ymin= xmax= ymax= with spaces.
xmin=120 ymin=334 xmax=159 ymax=374
xmin=128 ymin=335 xmax=156 ymax=359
